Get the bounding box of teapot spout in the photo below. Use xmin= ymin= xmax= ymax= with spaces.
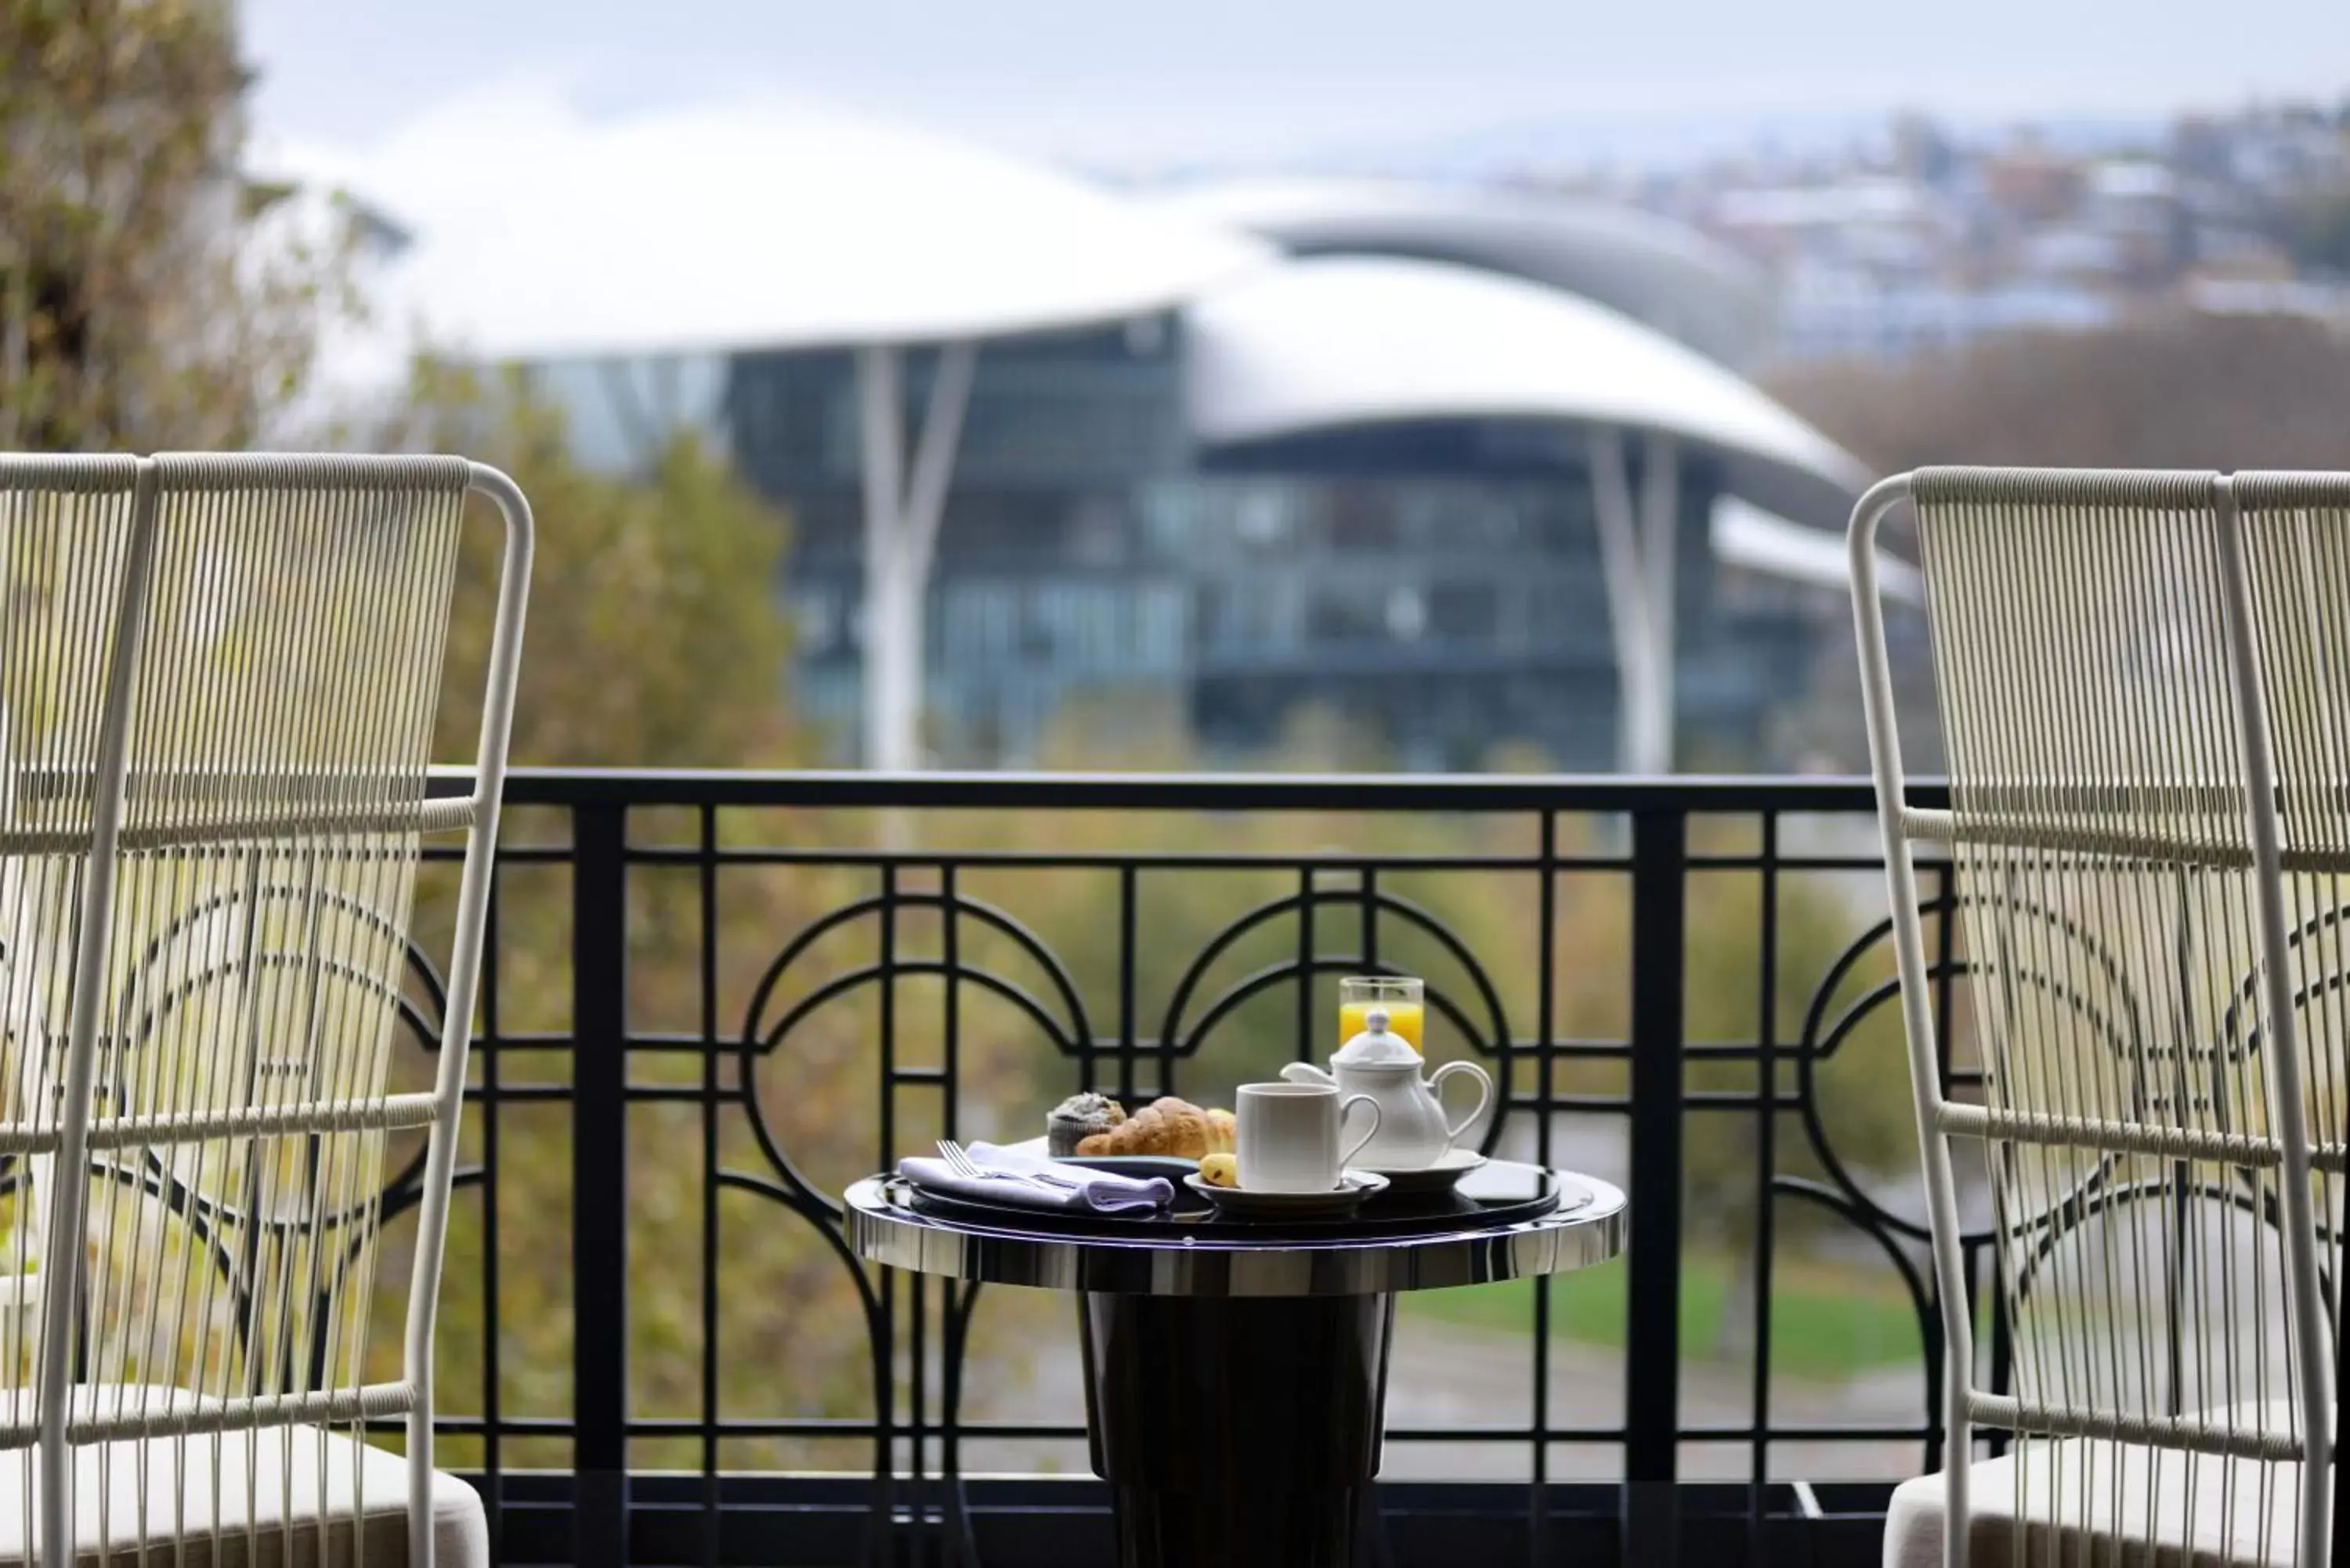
xmin=1278 ymin=1061 xmax=1336 ymax=1087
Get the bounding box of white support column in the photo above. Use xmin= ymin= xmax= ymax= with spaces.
xmin=857 ymin=341 xmax=980 ymax=773
xmin=902 ymin=342 xmax=978 ymax=593
xmin=1588 ymin=428 xmax=1665 ymax=775
xmin=1640 ymin=432 xmax=1679 ymax=774
xmin=857 ymin=345 xmax=913 ymax=771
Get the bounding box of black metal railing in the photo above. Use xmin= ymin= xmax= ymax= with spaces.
xmin=403 ymin=768 xmax=1979 ymax=1568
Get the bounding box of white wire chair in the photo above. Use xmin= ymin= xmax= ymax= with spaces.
xmin=0 ymin=454 xmax=531 ymax=1567
xmin=1852 ymin=468 xmax=2340 ymax=1568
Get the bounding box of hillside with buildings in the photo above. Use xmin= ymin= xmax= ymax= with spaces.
xmin=1545 ymin=101 xmax=2350 ymax=364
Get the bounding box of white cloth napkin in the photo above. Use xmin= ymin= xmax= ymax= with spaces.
xmin=897 ymin=1140 xmax=1173 ymax=1214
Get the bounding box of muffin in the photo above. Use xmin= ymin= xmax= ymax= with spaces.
xmin=1047 ymin=1092 xmax=1125 ymax=1156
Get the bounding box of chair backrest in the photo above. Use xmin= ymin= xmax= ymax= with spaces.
xmin=1852 ymin=468 xmax=2339 ymax=1568
xmin=0 ymin=454 xmax=531 ymax=1568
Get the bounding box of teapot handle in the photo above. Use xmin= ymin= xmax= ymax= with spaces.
xmin=1278 ymin=1061 xmax=1336 ymax=1087
xmin=1431 ymin=1060 xmax=1494 ymax=1147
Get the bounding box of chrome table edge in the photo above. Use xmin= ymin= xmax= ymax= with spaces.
xmin=844 ymin=1171 xmax=1627 ymax=1297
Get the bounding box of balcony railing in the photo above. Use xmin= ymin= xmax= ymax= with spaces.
xmin=394 ymin=768 xmax=1981 ymax=1567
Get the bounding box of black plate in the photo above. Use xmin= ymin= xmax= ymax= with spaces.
xmin=894 ymin=1158 xmax=1571 ymax=1242
xmin=1056 ymin=1154 xmax=1198 ymax=1182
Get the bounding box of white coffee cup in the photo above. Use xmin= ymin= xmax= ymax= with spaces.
xmin=1235 ymin=1082 xmax=1381 ymax=1193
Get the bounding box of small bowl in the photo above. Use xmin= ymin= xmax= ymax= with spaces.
xmin=1061 ymin=1154 xmax=1202 ymax=1183
xmin=1008 ymin=1133 xmax=1198 ymax=1175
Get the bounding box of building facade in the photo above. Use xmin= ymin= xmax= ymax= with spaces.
xmin=501 ymin=174 xmax=1871 ymax=775
xmin=707 ymin=320 xmax=1828 ymax=772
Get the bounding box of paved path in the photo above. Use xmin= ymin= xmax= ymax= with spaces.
xmin=949 ymin=1302 xmax=1931 ymax=1483
xmin=1379 ymin=1317 xmax=1927 ymax=1482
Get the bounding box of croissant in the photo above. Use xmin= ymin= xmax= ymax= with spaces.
xmin=1146 ymin=1097 xmax=1211 ymax=1157
xmin=1078 ymin=1097 xmax=1224 ymax=1158
xmin=1076 ymin=1108 xmax=1164 ymax=1157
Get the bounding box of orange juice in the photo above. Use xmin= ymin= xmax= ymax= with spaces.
xmin=1339 ymin=999 xmax=1423 ymax=1054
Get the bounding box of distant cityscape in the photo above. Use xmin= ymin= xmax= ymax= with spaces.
xmin=1539 ymin=99 xmax=2350 ymax=364
xmin=433 ymin=92 xmax=2350 ymax=772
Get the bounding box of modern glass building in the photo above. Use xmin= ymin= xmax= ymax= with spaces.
xmin=727 ymin=323 xmax=1196 ymax=763
xmin=709 ymin=313 xmax=1834 ymax=772
xmin=316 ymin=95 xmax=1878 ymax=773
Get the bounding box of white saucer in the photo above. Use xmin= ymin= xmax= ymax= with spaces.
xmin=1354 ymin=1149 xmax=1487 ymax=1195
xmin=1182 ymin=1170 xmax=1390 ymax=1219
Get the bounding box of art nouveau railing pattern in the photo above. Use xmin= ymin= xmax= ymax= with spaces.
xmin=51 ymin=768 xmax=2319 ymax=1567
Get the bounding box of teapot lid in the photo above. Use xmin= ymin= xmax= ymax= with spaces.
xmin=1334 ymin=1006 xmax=1421 ymax=1066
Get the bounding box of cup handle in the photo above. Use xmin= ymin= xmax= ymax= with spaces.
xmin=1433 ymin=1061 xmax=1493 ymax=1147
xmin=1337 ymin=1094 xmax=1382 ymax=1169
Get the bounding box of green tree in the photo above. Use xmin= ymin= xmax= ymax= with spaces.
xmin=397 ymin=364 xmax=801 ymax=768
xmin=2273 ymin=190 xmax=2350 ymax=275
xmin=0 ymin=0 xmax=330 ymax=450
xmin=366 ymin=373 xmax=891 ymax=1466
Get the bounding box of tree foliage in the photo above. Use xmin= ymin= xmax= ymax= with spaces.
xmin=0 ymin=0 xmax=328 ymax=450
xmin=2270 ymin=190 xmax=2350 ymax=276
xmin=396 ymin=364 xmax=802 ymax=768
xmin=1770 ymin=312 xmax=2350 ymax=475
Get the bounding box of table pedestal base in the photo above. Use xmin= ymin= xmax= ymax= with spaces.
xmin=1080 ymin=1292 xmax=1394 ymax=1568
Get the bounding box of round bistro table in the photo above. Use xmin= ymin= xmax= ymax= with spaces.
xmin=844 ymin=1164 xmax=1626 ymax=1568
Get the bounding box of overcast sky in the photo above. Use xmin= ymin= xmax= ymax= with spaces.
xmin=246 ymin=0 xmax=2350 ymax=172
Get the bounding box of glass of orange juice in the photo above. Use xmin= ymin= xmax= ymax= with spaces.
xmin=1338 ymin=976 xmax=1424 ymax=1055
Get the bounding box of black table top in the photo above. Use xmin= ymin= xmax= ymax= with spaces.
xmin=844 ymin=1164 xmax=1627 ymax=1297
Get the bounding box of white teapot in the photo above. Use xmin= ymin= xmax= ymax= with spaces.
xmin=1278 ymin=1008 xmax=1492 ymax=1170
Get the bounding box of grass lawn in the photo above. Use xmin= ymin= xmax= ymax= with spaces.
xmin=1396 ymin=1250 xmax=1925 ymax=1381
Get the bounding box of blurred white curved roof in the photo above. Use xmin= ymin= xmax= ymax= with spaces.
xmin=1714 ymin=496 xmax=1921 ymax=604
xmin=1184 ymin=256 xmax=1868 ymax=500
xmin=285 ymin=86 xmax=1272 ymax=359
xmin=1152 ymin=177 xmax=1775 ymax=368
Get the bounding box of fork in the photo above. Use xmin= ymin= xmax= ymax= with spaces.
xmin=935 ymin=1139 xmax=1079 ymax=1188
